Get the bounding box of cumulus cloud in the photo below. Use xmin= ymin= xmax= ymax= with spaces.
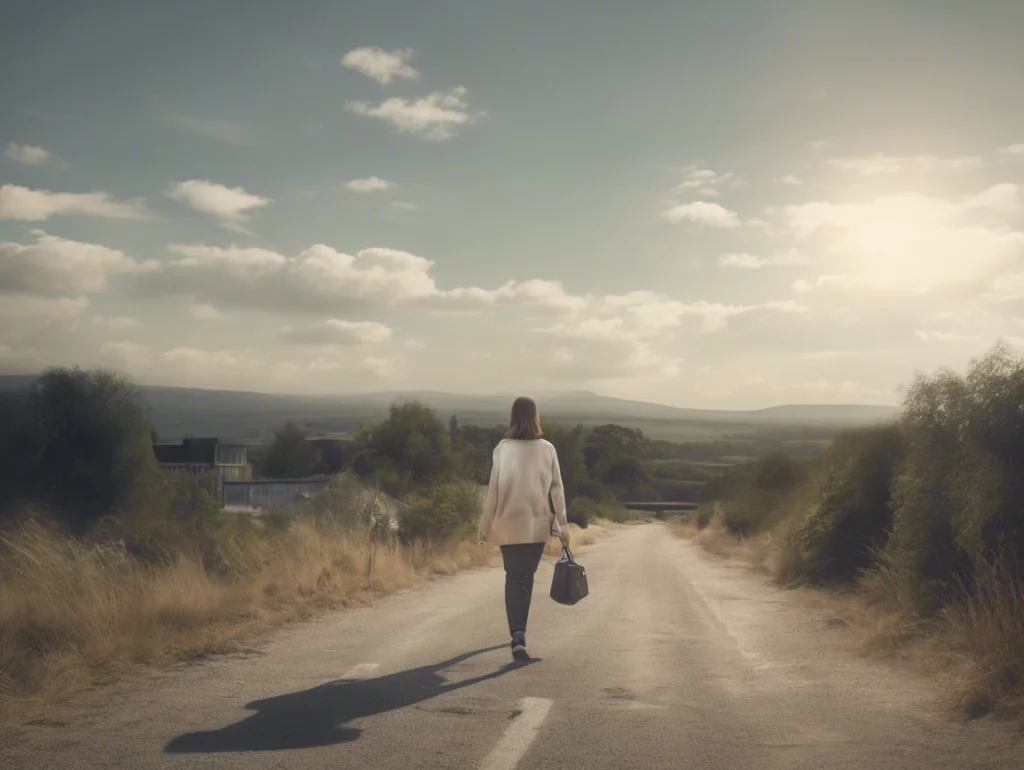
xmin=346 ymin=176 xmax=393 ymax=192
xmin=0 ymin=184 xmax=146 ymax=221
xmin=166 ymin=179 xmax=271 ymax=231
xmin=719 ymin=250 xmax=809 ymax=269
xmin=142 ymin=243 xmax=585 ymax=316
xmin=0 ymin=231 xmax=145 ymax=294
xmin=662 ymin=201 xmax=740 ymax=227
xmin=826 ymin=153 xmax=986 ymax=176
xmin=997 ymin=144 xmax=1024 ymax=157
xmin=281 ymin=319 xmax=393 ymax=346
xmin=0 ymin=295 xmax=90 ymax=344
xmin=674 ymin=167 xmax=742 ymax=197
xmin=775 ymin=175 xmax=802 ymax=186
xmin=784 ymin=184 xmax=1024 ymax=295
xmin=189 ymin=303 xmax=223 ymax=321
xmin=342 ymin=47 xmax=420 ymax=84
xmin=347 ymin=87 xmax=484 ymax=141
xmin=4 ymin=143 xmax=51 ymax=165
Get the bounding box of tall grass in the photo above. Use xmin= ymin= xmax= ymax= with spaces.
xmin=0 ymin=514 xmax=488 ymax=723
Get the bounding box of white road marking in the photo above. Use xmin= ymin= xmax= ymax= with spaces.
xmin=342 ymin=662 xmax=380 ymax=679
xmin=479 ymin=697 xmax=553 ymax=770
xmin=688 ymin=578 xmax=760 ymax=662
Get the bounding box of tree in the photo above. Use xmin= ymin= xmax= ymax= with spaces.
xmin=352 ymin=400 xmax=457 ymax=496
xmin=449 ymin=414 xmax=459 ymax=436
xmin=542 ymin=422 xmax=590 ymax=501
xmin=264 ymin=422 xmax=321 ymax=478
xmin=0 ymin=368 xmax=157 ymax=530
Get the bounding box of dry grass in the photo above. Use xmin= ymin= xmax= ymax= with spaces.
xmin=0 ymin=518 xmax=489 ymax=724
xmin=937 ymin=561 xmax=1024 ymax=719
xmin=542 ymin=521 xmax=606 ymax=558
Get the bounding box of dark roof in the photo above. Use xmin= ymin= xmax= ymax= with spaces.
xmin=153 ymin=437 xmax=218 ymax=465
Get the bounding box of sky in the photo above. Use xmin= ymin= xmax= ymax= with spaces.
xmin=2 ymin=0 xmax=1024 ymax=409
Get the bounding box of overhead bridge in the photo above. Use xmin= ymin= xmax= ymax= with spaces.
xmin=622 ymin=501 xmax=697 ymax=519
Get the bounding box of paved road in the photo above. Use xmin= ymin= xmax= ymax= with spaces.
xmin=2 ymin=524 xmax=1020 ymax=769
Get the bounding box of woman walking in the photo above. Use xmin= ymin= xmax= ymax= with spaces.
xmin=478 ymin=397 xmax=571 ymax=661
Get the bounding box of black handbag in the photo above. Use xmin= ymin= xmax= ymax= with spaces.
xmin=550 ymin=547 xmax=589 ymax=605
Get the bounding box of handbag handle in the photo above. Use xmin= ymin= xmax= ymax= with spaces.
xmin=560 ymin=546 xmax=575 ymax=563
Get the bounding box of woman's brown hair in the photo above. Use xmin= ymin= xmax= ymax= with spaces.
xmin=505 ymin=396 xmax=543 ymax=440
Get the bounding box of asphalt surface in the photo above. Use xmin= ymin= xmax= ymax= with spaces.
xmin=2 ymin=523 xmax=1020 ymax=769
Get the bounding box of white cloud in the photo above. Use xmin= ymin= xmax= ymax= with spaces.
xmin=784 ymin=184 xmax=1024 ymax=294
xmin=347 ymin=87 xmax=484 ymax=141
xmin=915 ymin=329 xmax=983 ymax=343
xmin=792 ymin=274 xmax=852 ymax=294
xmin=151 ymin=345 xmax=404 ymax=390
xmin=0 ymin=295 xmax=90 ymax=344
xmin=827 ymin=153 xmax=985 ymax=176
xmin=997 ymin=144 xmax=1024 ymax=157
xmin=346 ymin=176 xmax=393 ymax=193
xmin=775 ymin=175 xmax=801 ymax=186
xmin=281 ymin=319 xmax=393 ymax=346
xmin=719 ymin=250 xmax=809 ymax=269
xmin=99 ymin=341 xmax=153 ymax=371
xmin=143 ymin=243 xmax=584 ymax=316
xmin=674 ymin=167 xmax=742 ymax=196
xmin=0 ymin=184 xmax=146 ymax=221
xmin=0 ymin=231 xmax=144 ymax=293
xmin=4 ymin=143 xmax=51 ymax=165
xmin=342 ymin=47 xmax=420 ymax=85
xmin=93 ymin=315 xmax=141 ymax=331
xmin=810 ymin=140 xmax=832 ymax=151
xmin=662 ymin=201 xmax=740 ymax=227
xmin=166 ymin=179 xmax=271 ymax=231
xmin=169 ymin=115 xmax=251 ymax=146
xmin=404 ymin=337 xmax=426 ymax=350
xmin=189 ymin=303 xmax=223 ymax=321
xmin=389 ymin=201 xmax=418 ymax=211
xmin=360 ymin=354 xmax=406 ymax=379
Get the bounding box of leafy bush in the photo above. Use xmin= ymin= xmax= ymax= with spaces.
xmin=399 ymin=479 xmax=480 ymax=543
xmin=794 ymin=424 xmax=906 ymax=584
xmin=886 ymin=345 xmax=1024 ymax=614
xmin=704 ymin=452 xmax=815 ymax=536
xmin=567 ymin=497 xmax=593 ymax=528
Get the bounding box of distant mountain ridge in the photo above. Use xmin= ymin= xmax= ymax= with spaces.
xmin=0 ymin=374 xmax=901 ymax=441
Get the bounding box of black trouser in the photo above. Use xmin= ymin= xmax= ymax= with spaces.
xmin=500 ymin=543 xmax=546 ymax=638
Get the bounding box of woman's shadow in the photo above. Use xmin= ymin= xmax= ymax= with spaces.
xmin=165 ymin=645 xmax=535 ymax=753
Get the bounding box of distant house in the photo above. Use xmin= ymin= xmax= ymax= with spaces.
xmin=152 ymin=437 xmax=252 ymax=496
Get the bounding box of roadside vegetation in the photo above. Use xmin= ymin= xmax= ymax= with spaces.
xmin=682 ymin=343 xmax=1024 ymax=720
xmin=0 ymin=368 xmax=647 ymax=720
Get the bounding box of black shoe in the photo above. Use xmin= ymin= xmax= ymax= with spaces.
xmin=511 ymin=632 xmax=529 ymax=661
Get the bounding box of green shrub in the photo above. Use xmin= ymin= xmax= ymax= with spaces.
xmin=399 ymin=479 xmax=480 ymax=543
xmin=707 ymin=452 xmax=816 ymax=536
xmin=886 ymin=345 xmax=1024 ymax=614
xmin=567 ymin=497 xmax=593 ymax=528
xmin=794 ymin=424 xmax=906 ymax=584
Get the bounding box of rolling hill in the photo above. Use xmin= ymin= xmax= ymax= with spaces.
xmin=0 ymin=375 xmax=901 ymax=442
